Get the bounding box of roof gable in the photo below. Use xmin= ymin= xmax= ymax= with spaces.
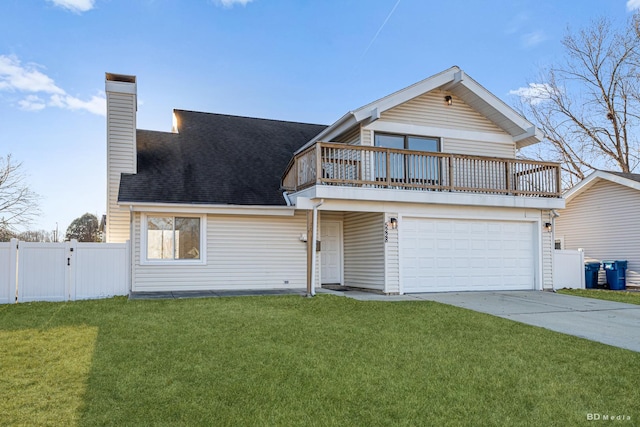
xmin=564 ymin=170 xmax=640 ymax=202
xmin=380 ymin=90 xmax=505 ymax=134
xmin=301 ymin=66 xmax=542 ymax=153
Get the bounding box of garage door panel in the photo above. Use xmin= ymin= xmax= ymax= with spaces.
xmin=454 ymin=239 xmax=468 ymax=250
xmin=417 ymin=221 xmax=433 ymax=233
xmin=419 ymin=239 xmax=434 ymax=250
xmin=402 ymin=218 xmax=535 ymax=293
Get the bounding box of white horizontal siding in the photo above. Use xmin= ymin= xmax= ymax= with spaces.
xmin=556 ymin=180 xmax=640 ymax=286
xmin=320 ymin=212 xmax=344 ymax=222
xmin=343 ymin=212 xmax=385 ymax=290
xmin=380 ymin=90 xmax=505 ymax=134
xmin=368 ymin=89 xmax=516 ymax=158
xmin=133 ymin=212 xmax=308 ymax=291
xmin=444 ymin=138 xmax=515 ymax=159
xmin=361 ymin=128 xmax=372 ymax=147
xmin=385 ymin=212 xmax=400 ymax=294
xmin=106 ymin=90 xmax=136 ymax=243
xmin=333 ymin=126 xmax=360 ymax=145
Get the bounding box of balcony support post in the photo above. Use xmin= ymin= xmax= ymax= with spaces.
xmin=386 ymin=149 xmax=391 ymax=188
xmin=315 ymin=143 xmax=322 ymax=185
xmin=448 ymin=155 xmax=454 ymax=192
xmin=505 ymin=161 xmax=511 ymax=195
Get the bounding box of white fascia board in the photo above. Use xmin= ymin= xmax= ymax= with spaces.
xmin=105 ymin=80 xmax=137 ymax=95
xmin=122 ymin=202 xmax=296 ymax=216
xmin=564 ymin=170 xmax=640 ymax=202
xmin=294 ymin=113 xmax=357 ymax=154
xmin=513 ymin=126 xmax=536 ymax=143
xmin=352 ymin=67 xmax=459 ymax=120
xmin=292 ymin=186 xmax=565 ymax=210
xmin=513 ymin=128 xmax=544 ymax=149
xmin=294 ymin=197 xmax=314 ymax=210
xmin=459 ymin=76 xmax=538 ymax=140
xmin=441 ymin=69 xmax=464 ymax=91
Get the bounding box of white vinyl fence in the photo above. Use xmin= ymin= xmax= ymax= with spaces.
xmin=553 ymin=249 xmax=585 ymax=289
xmin=2 ymin=238 xmax=130 ymax=304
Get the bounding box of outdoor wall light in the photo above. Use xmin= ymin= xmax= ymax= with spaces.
xmin=544 ymin=222 xmax=552 ymax=232
xmin=444 ymin=95 xmax=452 ymax=106
xmin=388 ymin=217 xmax=398 ymax=230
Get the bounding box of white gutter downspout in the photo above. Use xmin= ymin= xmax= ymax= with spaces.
xmin=309 ymin=199 xmax=324 ymax=296
xmin=282 ymin=191 xmax=292 ymax=207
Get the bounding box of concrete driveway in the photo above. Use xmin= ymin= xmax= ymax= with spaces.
xmin=412 ymin=291 xmax=640 ymax=353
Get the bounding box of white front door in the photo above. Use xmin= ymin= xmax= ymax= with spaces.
xmin=321 ymin=221 xmax=342 ymax=284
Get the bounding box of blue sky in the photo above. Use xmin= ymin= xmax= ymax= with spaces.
xmin=0 ymin=0 xmax=638 ymax=236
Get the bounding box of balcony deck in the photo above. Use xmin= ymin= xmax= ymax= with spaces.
xmin=282 ymin=142 xmax=561 ymax=198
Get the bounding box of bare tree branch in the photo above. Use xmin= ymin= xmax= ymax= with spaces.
xmin=0 ymin=154 xmax=41 ymax=232
xmin=516 ymin=14 xmax=640 ymax=188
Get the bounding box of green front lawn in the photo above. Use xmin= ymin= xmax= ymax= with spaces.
xmin=1 ymin=294 xmax=638 ymax=426
xmin=558 ymin=288 xmax=640 ymax=305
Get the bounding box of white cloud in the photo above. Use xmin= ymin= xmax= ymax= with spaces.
xmin=521 ymin=30 xmax=547 ymax=48
xmin=0 ymin=54 xmax=105 ymax=116
xmin=213 ymin=0 xmax=254 ymax=8
xmin=0 ymin=55 xmax=64 ymax=94
xmin=50 ymin=93 xmax=106 ymax=116
xmin=627 ymin=0 xmax=640 ymax=11
xmin=47 ymin=0 xmax=95 ymax=13
xmin=509 ymin=83 xmax=559 ymax=105
xmin=18 ymin=95 xmax=47 ymax=111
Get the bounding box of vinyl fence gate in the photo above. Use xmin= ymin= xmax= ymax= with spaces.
xmin=1 ymin=239 xmax=130 ymax=304
xmin=553 ymin=249 xmax=585 ymax=289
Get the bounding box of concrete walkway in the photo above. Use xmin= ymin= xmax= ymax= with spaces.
xmin=320 ymin=288 xmax=640 ymax=352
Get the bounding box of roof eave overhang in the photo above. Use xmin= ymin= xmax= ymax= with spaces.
xmin=449 ymin=75 xmax=542 ymax=147
xmin=564 ymin=170 xmax=640 ymax=202
xmin=294 ymin=112 xmax=358 ymax=154
xmin=118 ymin=201 xmax=297 ymax=216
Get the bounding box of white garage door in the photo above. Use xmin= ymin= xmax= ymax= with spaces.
xmin=402 ymin=218 xmax=536 ymax=293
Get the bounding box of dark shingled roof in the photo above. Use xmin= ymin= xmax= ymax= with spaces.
xmin=118 ymin=110 xmax=327 ymax=205
xmin=604 ymin=171 xmax=640 ymax=183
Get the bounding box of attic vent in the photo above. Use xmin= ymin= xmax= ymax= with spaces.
xmin=105 ymin=73 xmax=136 ymax=83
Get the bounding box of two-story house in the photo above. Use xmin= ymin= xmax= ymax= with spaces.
xmin=105 ymin=66 xmax=564 ymax=294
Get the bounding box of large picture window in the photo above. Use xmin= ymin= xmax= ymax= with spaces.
xmin=146 ymin=216 xmax=201 ymax=261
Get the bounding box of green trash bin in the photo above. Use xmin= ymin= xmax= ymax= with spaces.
xmin=584 ymin=262 xmax=601 ymax=289
xmin=602 ymin=260 xmax=628 ymax=290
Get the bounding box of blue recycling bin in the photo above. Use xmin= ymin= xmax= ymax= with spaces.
xmin=584 ymin=262 xmax=601 ymax=289
xmin=602 ymin=260 xmax=627 ymax=290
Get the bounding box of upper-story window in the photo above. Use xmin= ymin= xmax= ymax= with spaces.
xmin=374 ymin=133 xmax=441 ymax=183
xmin=374 ymin=134 xmax=439 ymax=152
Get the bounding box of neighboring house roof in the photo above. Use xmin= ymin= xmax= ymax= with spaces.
xmin=296 ymin=65 xmax=543 ymax=154
xmin=564 ymin=170 xmax=640 ymax=202
xmin=118 ymin=110 xmax=327 ymax=206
